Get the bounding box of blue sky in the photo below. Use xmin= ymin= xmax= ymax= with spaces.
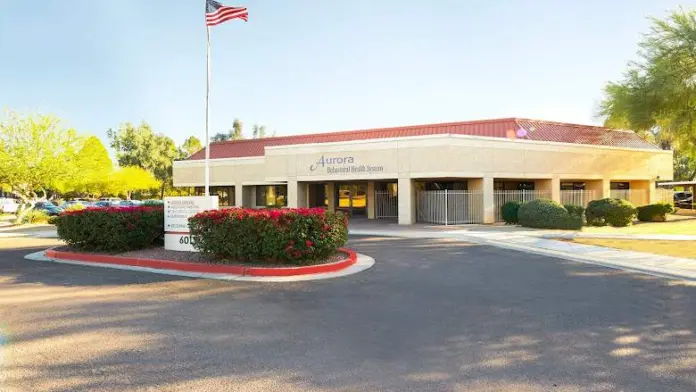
xmin=0 ymin=0 xmax=687 ymax=146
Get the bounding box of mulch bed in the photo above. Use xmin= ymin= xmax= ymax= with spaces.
xmin=52 ymin=245 xmax=348 ymax=268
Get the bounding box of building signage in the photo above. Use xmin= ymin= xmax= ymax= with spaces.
xmin=309 ymin=154 xmax=384 ymax=175
xmin=164 ymin=196 xmax=218 ymax=252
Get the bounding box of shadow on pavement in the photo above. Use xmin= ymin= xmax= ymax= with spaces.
xmin=1 ymin=235 xmax=696 ymax=391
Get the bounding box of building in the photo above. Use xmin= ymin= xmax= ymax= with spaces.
xmin=173 ymin=118 xmax=673 ymax=225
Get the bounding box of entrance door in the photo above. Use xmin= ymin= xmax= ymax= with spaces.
xmin=336 ymin=183 xmax=367 ymax=217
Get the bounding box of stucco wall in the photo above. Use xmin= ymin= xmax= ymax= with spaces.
xmin=173 ymin=134 xmax=673 ymax=186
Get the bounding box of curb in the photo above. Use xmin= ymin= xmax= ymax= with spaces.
xmin=43 ymin=247 xmax=357 ymax=277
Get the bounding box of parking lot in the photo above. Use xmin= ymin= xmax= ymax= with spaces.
xmin=2 ymin=235 xmax=696 ymax=391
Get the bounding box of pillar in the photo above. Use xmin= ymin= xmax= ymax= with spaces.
xmin=648 ymin=180 xmax=656 ymax=204
xmin=601 ymin=178 xmax=611 ymax=199
xmin=482 ymin=176 xmax=495 ymax=224
xmin=397 ymin=177 xmax=415 ymax=225
xmin=585 ymin=180 xmax=604 ymax=202
xmin=367 ymin=181 xmax=375 ymax=219
xmin=327 ymin=182 xmax=336 ymax=212
xmin=287 ymin=179 xmax=298 ymax=208
xmin=235 ymin=182 xmax=244 ymax=207
xmin=297 ymin=183 xmax=308 ymax=208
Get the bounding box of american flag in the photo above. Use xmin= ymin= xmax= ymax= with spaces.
xmin=206 ymin=0 xmax=248 ymax=26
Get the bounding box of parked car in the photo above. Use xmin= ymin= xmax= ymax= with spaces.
xmin=118 ymin=200 xmax=142 ymax=207
xmin=33 ymin=202 xmax=63 ymax=216
xmin=674 ymin=191 xmax=693 ymax=209
xmin=60 ymin=200 xmax=93 ymax=209
xmin=0 ymin=198 xmax=20 ymax=214
xmin=94 ymin=201 xmax=118 ymax=208
xmin=99 ymin=197 xmax=122 ymax=203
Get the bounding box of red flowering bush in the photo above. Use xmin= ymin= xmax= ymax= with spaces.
xmin=53 ymin=206 xmax=164 ymax=252
xmin=188 ymin=208 xmax=348 ymax=264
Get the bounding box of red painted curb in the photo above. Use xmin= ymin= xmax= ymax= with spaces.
xmin=43 ymin=248 xmax=357 ymax=277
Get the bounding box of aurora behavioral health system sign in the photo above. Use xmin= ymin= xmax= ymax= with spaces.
xmin=164 ymin=196 xmax=218 ymax=252
xmin=309 ymin=155 xmax=384 ymax=175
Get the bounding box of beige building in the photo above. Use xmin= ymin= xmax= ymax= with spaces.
xmin=173 ymin=118 xmax=673 ymax=225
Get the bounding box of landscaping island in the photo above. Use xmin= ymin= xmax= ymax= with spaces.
xmin=47 ymin=205 xmax=362 ymax=278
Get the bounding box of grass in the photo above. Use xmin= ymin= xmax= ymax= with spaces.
xmin=569 ymin=238 xmax=696 ymax=259
xmin=581 ymin=214 xmax=696 ymax=235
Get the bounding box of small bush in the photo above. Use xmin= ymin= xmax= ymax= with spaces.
xmin=586 ymin=198 xmax=637 ymax=227
xmin=564 ymin=204 xmax=585 ymax=218
xmin=53 ymin=206 xmax=164 ymax=252
xmin=518 ymin=199 xmax=583 ymax=230
xmin=188 ymin=208 xmax=348 ymax=264
xmin=501 ymin=200 xmax=523 ymax=224
xmin=143 ymin=200 xmax=164 ymax=206
xmin=19 ymin=210 xmax=50 ymax=224
xmin=637 ymin=203 xmax=674 ymax=222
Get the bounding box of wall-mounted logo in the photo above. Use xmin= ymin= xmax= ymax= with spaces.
xmin=310 ymin=155 xmax=355 ymax=172
xmin=308 ymin=154 xmax=385 ymax=175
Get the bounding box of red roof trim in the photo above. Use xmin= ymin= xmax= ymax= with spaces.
xmin=187 ymin=117 xmax=661 ymax=161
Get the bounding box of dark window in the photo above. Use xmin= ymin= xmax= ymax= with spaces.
xmin=495 ymin=181 xmax=535 ymax=191
xmin=610 ymin=182 xmax=630 ymax=190
xmin=561 ymin=182 xmax=586 ymax=190
xmin=255 ymin=185 xmax=288 ymax=207
xmin=193 ymin=187 xmax=234 ymax=205
xmin=376 ymin=182 xmax=398 ymax=196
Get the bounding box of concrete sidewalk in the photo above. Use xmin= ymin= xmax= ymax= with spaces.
xmin=350 ymin=225 xmax=696 ymax=281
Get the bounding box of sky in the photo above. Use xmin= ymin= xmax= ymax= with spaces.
xmin=0 ymin=0 xmax=689 ymax=146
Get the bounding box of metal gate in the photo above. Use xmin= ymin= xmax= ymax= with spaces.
xmin=416 ymin=190 xmax=484 ymax=225
xmin=375 ymin=190 xmax=398 ymax=219
xmin=494 ymin=190 xmax=551 ymax=222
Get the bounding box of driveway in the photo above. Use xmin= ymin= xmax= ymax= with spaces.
xmin=1 ymin=236 xmax=696 ymax=391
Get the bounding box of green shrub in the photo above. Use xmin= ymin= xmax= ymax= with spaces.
xmin=19 ymin=210 xmax=50 ymax=224
xmin=564 ymin=204 xmax=585 ymax=218
xmin=52 ymin=206 xmax=164 ymax=252
xmin=517 ymin=199 xmax=583 ymax=230
xmin=586 ymin=198 xmax=636 ymax=227
xmin=501 ymin=200 xmax=523 ymax=224
xmin=636 ymin=203 xmax=674 ymax=222
xmin=143 ymin=200 xmax=164 ymax=206
xmin=188 ymin=208 xmax=348 ymax=264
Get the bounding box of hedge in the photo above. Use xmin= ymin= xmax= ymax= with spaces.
xmin=586 ymin=198 xmax=636 ymax=227
xmin=517 ymin=199 xmax=583 ymax=230
xmin=188 ymin=208 xmax=348 ymax=264
xmin=501 ymin=200 xmax=523 ymax=224
xmin=636 ymin=203 xmax=674 ymax=222
xmin=564 ymin=204 xmax=585 ymax=218
xmin=53 ymin=206 xmax=164 ymax=252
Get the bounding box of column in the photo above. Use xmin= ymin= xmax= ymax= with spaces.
xmin=602 ymin=178 xmax=611 ymax=199
xmin=367 ymin=181 xmax=375 ymax=219
xmin=551 ymin=177 xmax=561 ymax=203
xmin=297 ymin=182 xmax=308 ymax=208
xmin=648 ymin=180 xmax=656 ymax=204
xmin=327 ymin=182 xmax=336 ymax=212
xmin=235 ymin=182 xmax=244 ymax=207
xmin=482 ymin=176 xmax=495 ymax=224
xmin=397 ymin=177 xmax=414 ymax=225
xmin=287 ymin=179 xmax=298 ymax=208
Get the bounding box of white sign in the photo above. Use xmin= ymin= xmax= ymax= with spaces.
xmin=164 ymin=196 xmax=218 ymax=252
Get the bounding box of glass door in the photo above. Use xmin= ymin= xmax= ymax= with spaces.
xmin=336 ymin=183 xmax=367 ymax=217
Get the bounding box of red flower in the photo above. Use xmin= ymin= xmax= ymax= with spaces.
xmin=305 ymin=240 xmax=313 ymax=248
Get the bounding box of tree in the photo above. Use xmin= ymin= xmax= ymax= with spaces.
xmin=108 ymin=166 xmax=159 ymax=200
xmin=252 ymin=124 xmax=267 ymax=138
xmin=70 ymin=136 xmax=113 ymax=196
xmin=211 ymin=132 xmax=231 ymax=142
xmin=180 ymin=136 xmax=202 ymax=157
xmin=0 ymin=111 xmax=82 ymax=220
xmin=107 ymin=121 xmax=177 ymax=198
xmin=599 ymin=8 xmax=696 ymax=180
xmin=231 ymin=118 xmax=244 ymax=140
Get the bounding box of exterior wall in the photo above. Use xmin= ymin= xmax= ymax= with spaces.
xmin=173 ymin=134 xmax=673 ymax=223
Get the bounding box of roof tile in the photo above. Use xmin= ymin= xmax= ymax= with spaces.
xmin=188 ymin=118 xmax=661 ymax=160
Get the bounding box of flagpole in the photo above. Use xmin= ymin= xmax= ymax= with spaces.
xmin=204 ymin=25 xmax=211 ymax=197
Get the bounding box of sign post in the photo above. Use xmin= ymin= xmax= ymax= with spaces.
xmin=164 ymin=196 xmax=219 ymax=252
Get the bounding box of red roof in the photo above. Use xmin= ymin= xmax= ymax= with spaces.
xmin=188 ymin=118 xmax=661 ymax=160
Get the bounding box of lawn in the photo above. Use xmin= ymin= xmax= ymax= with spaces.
xmin=581 ymin=214 xmax=696 ymax=235
xmin=570 ymin=238 xmax=696 ymax=259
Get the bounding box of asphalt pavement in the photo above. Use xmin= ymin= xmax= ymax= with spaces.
xmin=1 ymin=235 xmax=696 ymax=391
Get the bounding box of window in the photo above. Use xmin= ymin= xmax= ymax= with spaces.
xmin=193 ymin=186 xmax=234 ymax=205
xmin=611 ymin=182 xmax=630 ymax=190
xmin=377 ymin=182 xmax=398 ymax=196
xmin=494 ymin=181 xmax=535 ymax=191
xmin=561 ymin=182 xmax=586 ymax=190
xmin=256 ymin=185 xmax=288 ymax=207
